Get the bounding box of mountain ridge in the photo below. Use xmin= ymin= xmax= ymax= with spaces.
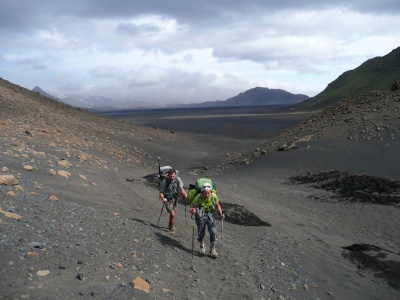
xmin=177 ymin=87 xmax=308 ymax=108
xmin=297 ymin=46 xmax=400 ymax=109
xmin=32 ymin=86 xmax=309 ymax=110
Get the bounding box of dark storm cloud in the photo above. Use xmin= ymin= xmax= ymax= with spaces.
xmin=1 ymin=0 xmax=399 ymax=32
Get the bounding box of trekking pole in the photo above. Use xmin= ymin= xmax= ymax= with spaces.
xmin=185 ymin=196 xmax=188 ymax=224
xmin=157 ymin=157 xmax=162 ymax=186
xmin=156 ymin=157 xmax=163 ymax=229
xmin=220 ymin=211 xmax=224 ymax=257
xmin=157 ymin=202 xmax=164 ymax=229
xmin=190 ymin=214 xmax=195 ymax=272
xmin=220 ymin=219 xmax=223 ymax=257
xmin=221 ymin=212 xmax=224 ymax=239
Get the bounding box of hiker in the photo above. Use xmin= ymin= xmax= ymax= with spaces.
xmin=159 ymin=168 xmax=187 ymax=232
xmin=190 ymin=182 xmax=225 ymax=258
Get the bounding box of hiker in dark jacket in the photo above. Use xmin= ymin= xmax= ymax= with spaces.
xmin=159 ymin=168 xmax=187 ymax=232
xmin=190 ymin=183 xmax=225 ymax=258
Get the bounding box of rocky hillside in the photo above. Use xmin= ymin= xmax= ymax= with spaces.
xmin=226 ymin=84 xmax=400 ymax=169
xmin=0 ymin=78 xmax=188 ymax=170
xmin=297 ymin=47 xmax=400 ymax=109
xmin=1 ymin=77 xmax=400 ymax=299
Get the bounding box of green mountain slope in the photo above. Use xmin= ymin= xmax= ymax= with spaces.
xmin=297 ymin=46 xmax=400 ymax=109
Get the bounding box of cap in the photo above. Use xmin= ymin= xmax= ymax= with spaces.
xmin=201 ymin=183 xmax=212 ymax=191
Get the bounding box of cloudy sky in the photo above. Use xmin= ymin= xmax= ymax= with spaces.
xmin=1 ymin=1 xmax=399 ymax=107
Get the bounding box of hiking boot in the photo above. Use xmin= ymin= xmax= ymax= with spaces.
xmin=200 ymin=244 xmax=206 ymax=255
xmin=210 ymin=246 xmax=218 ymax=258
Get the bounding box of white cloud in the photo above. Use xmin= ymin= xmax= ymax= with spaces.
xmin=0 ymin=1 xmax=399 ymax=106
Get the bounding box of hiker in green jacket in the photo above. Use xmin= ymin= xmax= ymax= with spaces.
xmin=190 ymin=183 xmax=225 ymax=258
xmin=159 ymin=168 xmax=187 ymax=232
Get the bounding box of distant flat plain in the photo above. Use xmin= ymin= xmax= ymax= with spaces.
xmin=99 ymin=105 xmax=319 ymax=142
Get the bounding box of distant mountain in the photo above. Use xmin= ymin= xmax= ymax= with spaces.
xmin=181 ymin=87 xmax=309 ymax=108
xmin=297 ymin=46 xmax=400 ymax=109
xmin=62 ymin=95 xmax=117 ymax=109
xmin=31 ymin=86 xmax=308 ymax=110
xmin=31 ymin=87 xmax=117 ymax=109
xmin=32 ymin=86 xmax=61 ymax=102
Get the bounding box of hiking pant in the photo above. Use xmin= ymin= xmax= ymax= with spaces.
xmin=165 ymin=197 xmax=177 ymax=213
xmin=195 ymin=213 xmax=217 ymax=246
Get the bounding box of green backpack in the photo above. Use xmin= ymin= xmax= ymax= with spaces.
xmin=188 ymin=178 xmax=217 ymax=204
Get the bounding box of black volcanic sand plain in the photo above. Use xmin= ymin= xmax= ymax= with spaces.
xmin=1 ymin=78 xmax=400 ymax=300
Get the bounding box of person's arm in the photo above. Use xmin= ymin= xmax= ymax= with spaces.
xmin=180 ymin=187 xmax=187 ymax=198
xmin=159 ymin=191 xmax=167 ymax=203
xmin=190 ymin=196 xmax=198 ymax=214
xmin=159 ymin=180 xmax=167 ymax=203
xmin=178 ymin=177 xmax=187 ymax=198
xmin=215 ymin=202 xmax=225 ymax=219
xmin=189 ymin=204 xmax=196 ymax=214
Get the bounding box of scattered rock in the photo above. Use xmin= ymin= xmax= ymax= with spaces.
xmin=36 ymin=270 xmax=50 ymax=277
xmin=391 ymin=80 xmax=400 ymax=91
xmin=58 ymin=159 xmax=72 ymax=167
xmin=14 ymin=185 xmax=24 ymax=192
xmin=0 ymin=208 xmax=22 ymax=220
xmin=0 ymin=174 xmax=18 ymax=185
xmin=343 ymin=243 xmax=400 ymax=290
xmin=291 ymin=170 xmax=400 ymax=205
xmin=27 ymin=251 xmax=39 ymax=258
xmin=133 ymin=277 xmax=150 ymax=293
xmin=57 ymin=170 xmax=71 ymax=178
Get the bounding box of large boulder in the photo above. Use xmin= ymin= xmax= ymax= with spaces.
xmin=391 ymin=80 xmax=400 ymax=91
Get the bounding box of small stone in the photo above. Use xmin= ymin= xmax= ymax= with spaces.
xmin=57 ymin=170 xmax=71 ymax=178
xmin=36 ymin=270 xmax=50 ymax=277
xmin=76 ymin=273 xmax=85 ymax=281
xmin=58 ymin=159 xmax=72 ymax=167
xmin=27 ymin=251 xmax=39 ymax=258
xmin=14 ymin=185 xmax=24 ymax=192
xmin=133 ymin=277 xmax=150 ymax=293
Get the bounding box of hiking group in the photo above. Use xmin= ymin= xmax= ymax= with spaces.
xmin=158 ymin=167 xmax=225 ymax=258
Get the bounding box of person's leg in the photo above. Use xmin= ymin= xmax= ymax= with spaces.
xmin=207 ymin=216 xmax=218 ymax=258
xmin=170 ymin=198 xmax=178 ymax=231
xmin=169 ymin=209 xmax=175 ymax=230
xmin=196 ymin=216 xmax=207 ymax=254
xmin=207 ymin=217 xmax=218 ymax=247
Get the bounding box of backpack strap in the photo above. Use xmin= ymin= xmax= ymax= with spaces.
xmin=164 ymin=178 xmax=179 ymax=199
xmin=211 ymin=193 xmax=216 ymax=210
xmin=196 ymin=193 xmax=216 ymax=210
